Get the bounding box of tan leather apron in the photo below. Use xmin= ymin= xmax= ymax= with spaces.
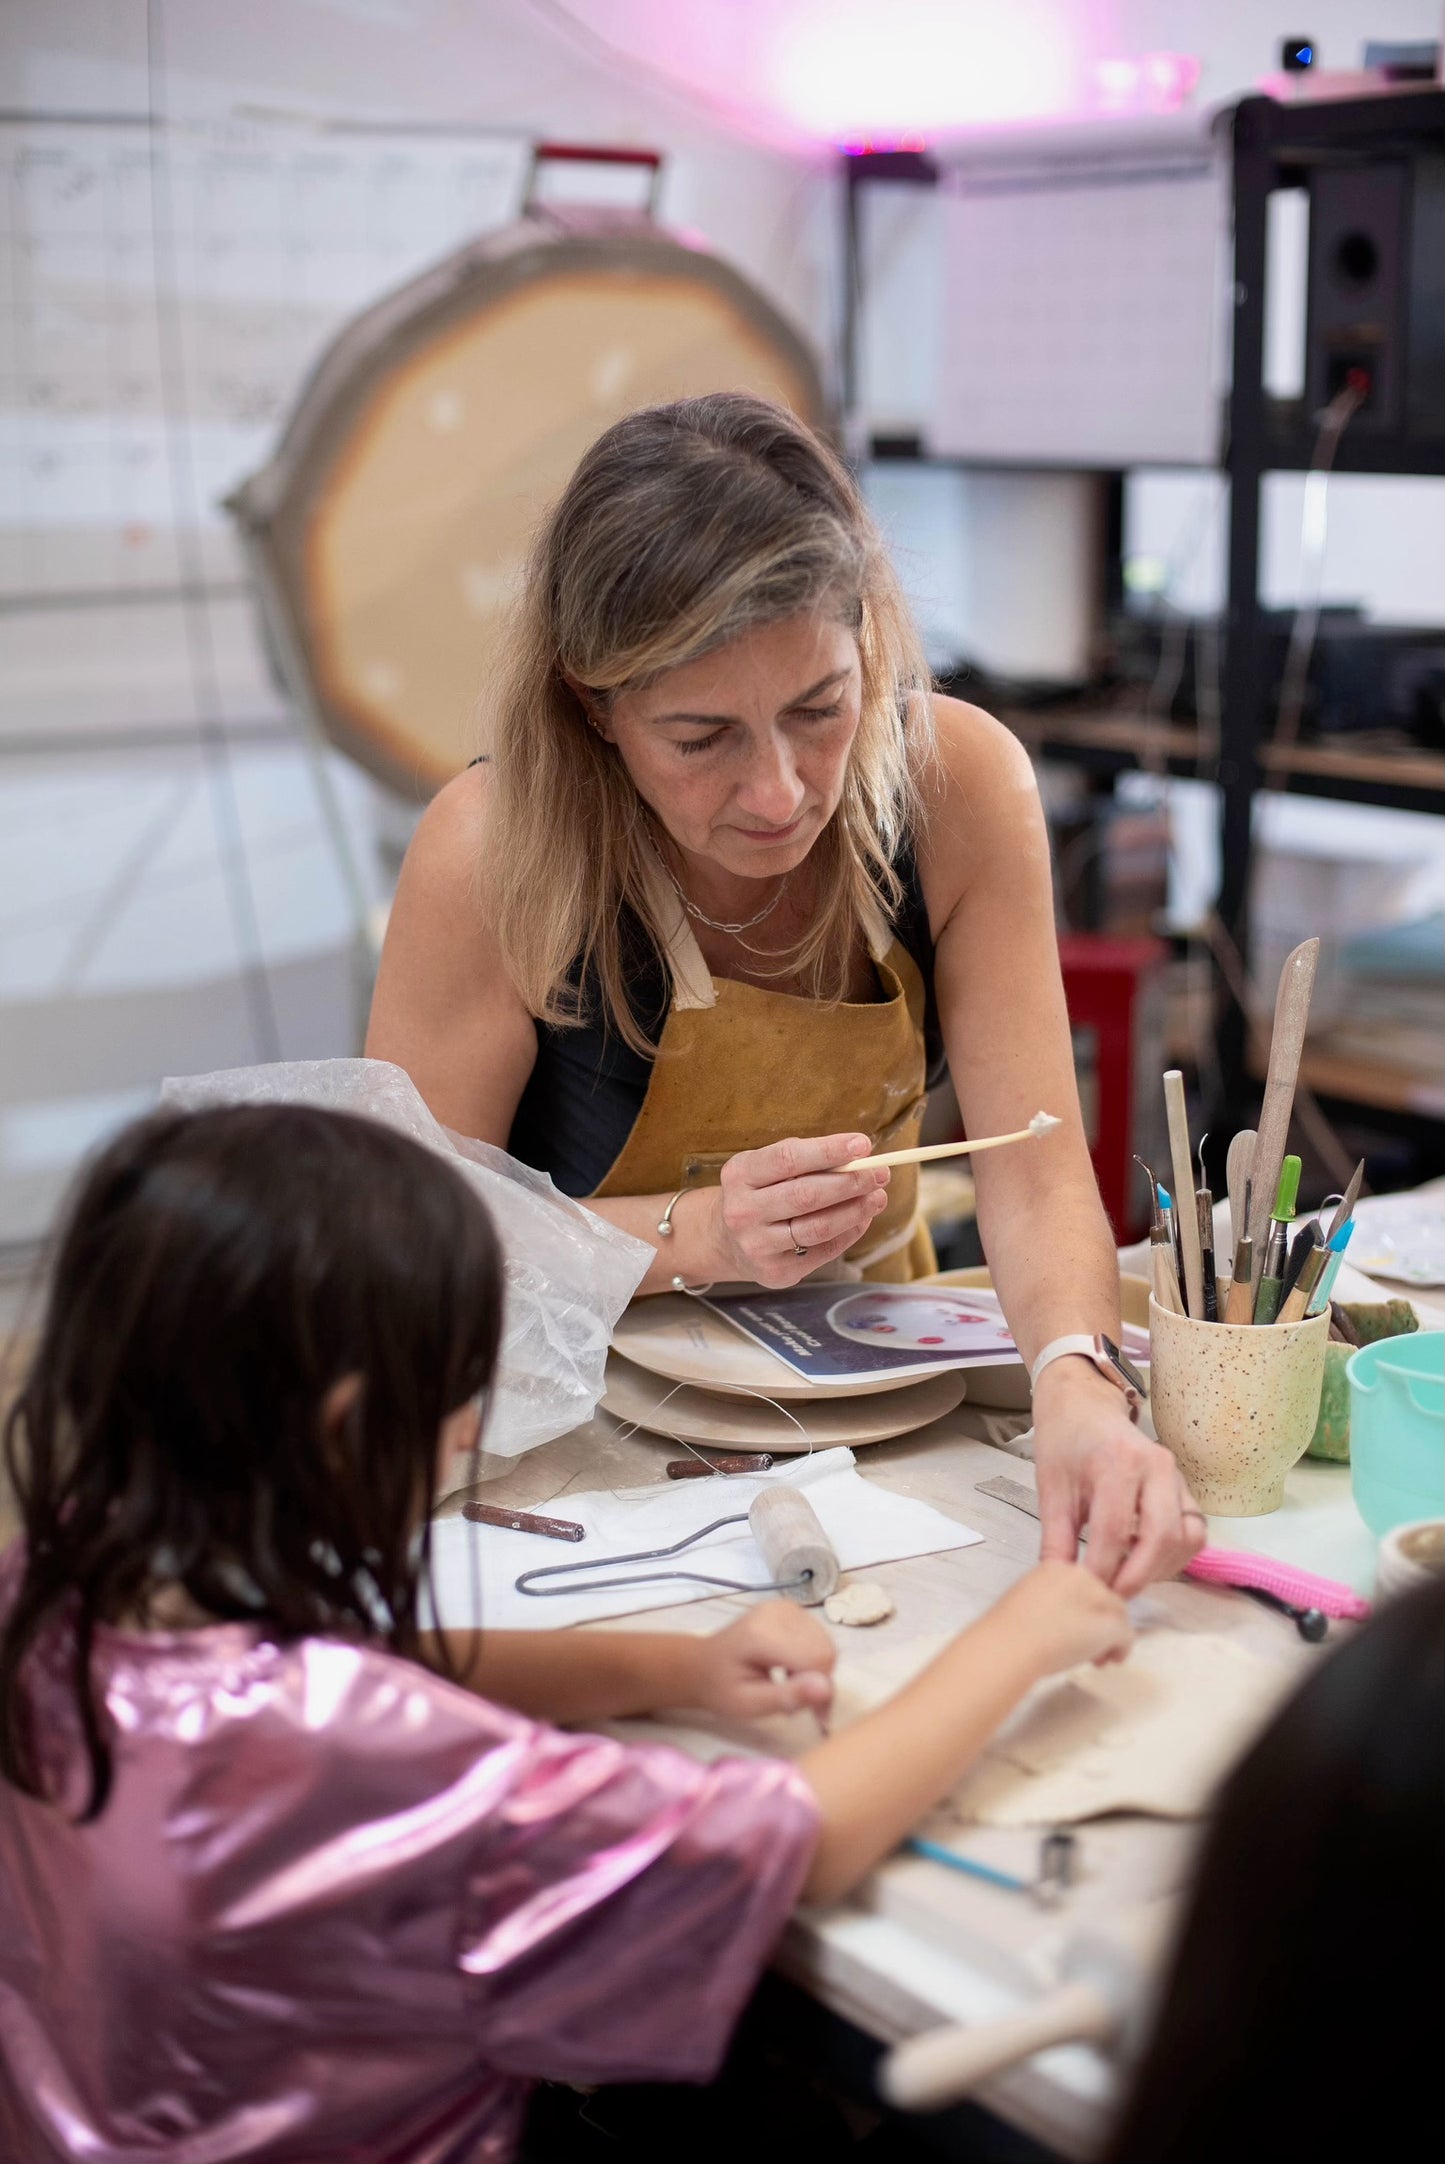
xmin=590 ymin=862 xmax=936 ymax=1282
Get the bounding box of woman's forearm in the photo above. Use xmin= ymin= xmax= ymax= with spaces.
xmin=422 ymin=1626 xmax=707 ymax=1721
xmin=972 ymin=1138 xmax=1121 ymax=1367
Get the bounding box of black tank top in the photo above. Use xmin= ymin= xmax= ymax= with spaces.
xmin=506 ymin=836 xmax=946 ymax=1197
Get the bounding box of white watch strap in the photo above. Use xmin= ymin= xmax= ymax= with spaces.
xmin=1029 ymin=1335 xmax=1098 ymax=1390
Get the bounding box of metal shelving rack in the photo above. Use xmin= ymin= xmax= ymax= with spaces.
xmin=843 ymin=95 xmax=1445 ymax=1150
xmin=1215 ymin=89 xmax=1445 ymax=1124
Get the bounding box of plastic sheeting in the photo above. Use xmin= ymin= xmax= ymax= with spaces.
xmin=160 ymin=1058 xmax=651 ymax=1459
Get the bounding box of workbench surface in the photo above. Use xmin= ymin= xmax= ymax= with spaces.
xmin=440 ymin=1355 xmax=1399 ymax=2157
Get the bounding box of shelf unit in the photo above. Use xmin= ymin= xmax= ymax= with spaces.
xmin=1216 ymin=88 xmax=1445 ymax=1128
xmin=843 ymin=97 xmax=1445 ymax=1146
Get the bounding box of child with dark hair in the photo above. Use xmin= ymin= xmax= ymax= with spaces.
xmin=0 ymin=1105 xmax=1129 ymax=2164
xmin=1106 ymin=1577 xmax=1444 ymax=2164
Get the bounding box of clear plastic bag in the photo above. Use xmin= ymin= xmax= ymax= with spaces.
xmin=160 ymin=1058 xmax=651 ymax=1459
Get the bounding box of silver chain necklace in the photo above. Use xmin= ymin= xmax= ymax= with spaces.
xmin=657 ymin=849 xmax=793 ymax=937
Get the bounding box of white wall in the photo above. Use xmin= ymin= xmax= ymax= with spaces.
xmin=0 ymin=0 xmax=834 ymax=1244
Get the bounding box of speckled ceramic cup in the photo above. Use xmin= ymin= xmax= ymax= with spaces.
xmin=1148 ymin=1297 xmax=1329 ymax=1515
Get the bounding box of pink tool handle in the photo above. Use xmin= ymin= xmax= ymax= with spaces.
xmin=1186 ymin=1547 xmax=1371 ymax=1620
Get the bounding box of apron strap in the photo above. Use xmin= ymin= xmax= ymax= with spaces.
xmin=638 ymin=847 xmax=896 ymax=1004
xmin=637 ymin=851 xmax=717 ymax=1011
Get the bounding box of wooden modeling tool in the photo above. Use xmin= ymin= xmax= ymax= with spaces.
xmin=843 ymin=1110 xmax=1061 ymax=1172
xmin=1226 ymin=1128 xmax=1256 ymax=1251
xmin=665 ymin=1452 xmax=775 ymax=1479
xmin=1163 ymin=1070 xmax=1204 ymax=1318
xmin=1325 ymin=1160 xmax=1365 ymax=1246
xmin=461 ymin=1502 xmax=585 ymax=1542
xmin=1246 ymin=938 xmax=1320 ymax=1257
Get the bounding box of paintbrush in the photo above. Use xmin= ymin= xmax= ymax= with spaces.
xmin=1247 ymin=938 xmax=1320 ymax=1256
xmin=842 ymin=1110 xmax=1061 ymax=1171
xmin=1163 ymin=1070 xmax=1204 ymax=1318
xmin=1278 ymin=1237 xmax=1330 ymax=1325
xmin=1279 ymin=1217 xmax=1322 ymax=1305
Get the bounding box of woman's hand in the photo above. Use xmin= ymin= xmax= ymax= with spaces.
xmin=687 ymin=1602 xmax=837 ymax=1721
xmin=986 ymin=1558 xmax=1135 ymax=1675
xmin=1032 ymin=1360 xmax=1205 ymax=1598
xmin=707 ymin=1133 xmax=890 ymax=1286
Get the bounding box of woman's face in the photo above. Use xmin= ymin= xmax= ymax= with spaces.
xmin=600 ymin=611 xmax=861 ymax=882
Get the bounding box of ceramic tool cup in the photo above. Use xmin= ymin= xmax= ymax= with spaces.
xmin=1148 ymin=1297 xmax=1329 ymax=1514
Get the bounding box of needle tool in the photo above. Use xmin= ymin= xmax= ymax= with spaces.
xmin=1252 ymin=1156 xmax=1301 ymax=1325
xmin=1225 ymin=1129 xmax=1256 ymax=1251
xmin=1325 ymin=1161 xmax=1365 ymax=1246
xmin=1163 ymin=1070 xmax=1205 ymax=1319
xmin=1195 ymin=1135 xmax=1217 ymax=1323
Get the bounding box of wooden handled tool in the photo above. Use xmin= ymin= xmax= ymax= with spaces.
xmin=748 ymin=1486 xmax=839 ymax=1606
xmin=1163 ymin=1070 xmax=1204 ymax=1319
xmin=843 ymin=1111 xmax=1060 ymax=1172
xmin=1247 ymin=938 xmax=1320 ymax=1256
xmin=880 ymin=1903 xmax=1173 ymax=2113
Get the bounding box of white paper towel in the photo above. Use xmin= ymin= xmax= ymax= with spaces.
xmin=426 ymin=1448 xmax=982 ymax=1631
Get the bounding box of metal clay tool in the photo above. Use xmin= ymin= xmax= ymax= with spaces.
xmin=1242 ymin=1586 xmax=1328 ymax=1641
xmin=1225 ymin=1128 xmax=1256 ymax=1250
xmin=515 ymin=1483 xmax=840 ymax=1606
xmin=1324 ymin=1160 xmax=1365 ymax=1246
xmin=1223 ymin=1235 xmax=1255 ymax=1323
xmin=1246 ymin=938 xmax=1320 ymax=1257
xmin=461 ymin=1502 xmax=586 ymax=1542
xmin=1144 ymin=1172 xmax=1185 ymax=1314
xmin=1252 ymin=1155 xmax=1301 ymax=1325
xmin=1195 ymin=1136 xmax=1217 ymax=1323
xmin=1163 ymin=1071 xmax=1204 ymax=1318
xmin=1306 ymin=1220 xmax=1356 ymax=1316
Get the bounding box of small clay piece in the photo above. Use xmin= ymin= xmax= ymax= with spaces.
xmin=825 ymin=1582 xmax=896 ymax=1627
xmin=1336 ymin=1300 xmax=1419 ymax=1346
xmin=1307 ymin=1342 xmax=1353 ymax=1462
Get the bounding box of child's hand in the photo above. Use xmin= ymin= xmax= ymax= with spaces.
xmin=990 ymin=1559 xmax=1134 ymax=1678
xmin=690 ymin=1602 xmax=836 ymax=1721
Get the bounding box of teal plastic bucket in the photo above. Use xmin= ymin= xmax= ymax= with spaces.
xmin=1347 ymin=1330 xmax=1445 ymax=1536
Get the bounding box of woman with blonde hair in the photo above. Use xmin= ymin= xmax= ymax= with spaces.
xmin=368 ymin=392 xmax=1198 ymax=1593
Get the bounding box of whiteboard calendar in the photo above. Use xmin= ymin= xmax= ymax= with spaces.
xmin=932 ymin=157 xmax=1227 ymax=468
xmin=0 ymin=117 xmax=524 ymax=600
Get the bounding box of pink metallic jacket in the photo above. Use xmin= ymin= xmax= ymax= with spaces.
xmin=0 ymin=1587 xmax=819 ymax=2163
